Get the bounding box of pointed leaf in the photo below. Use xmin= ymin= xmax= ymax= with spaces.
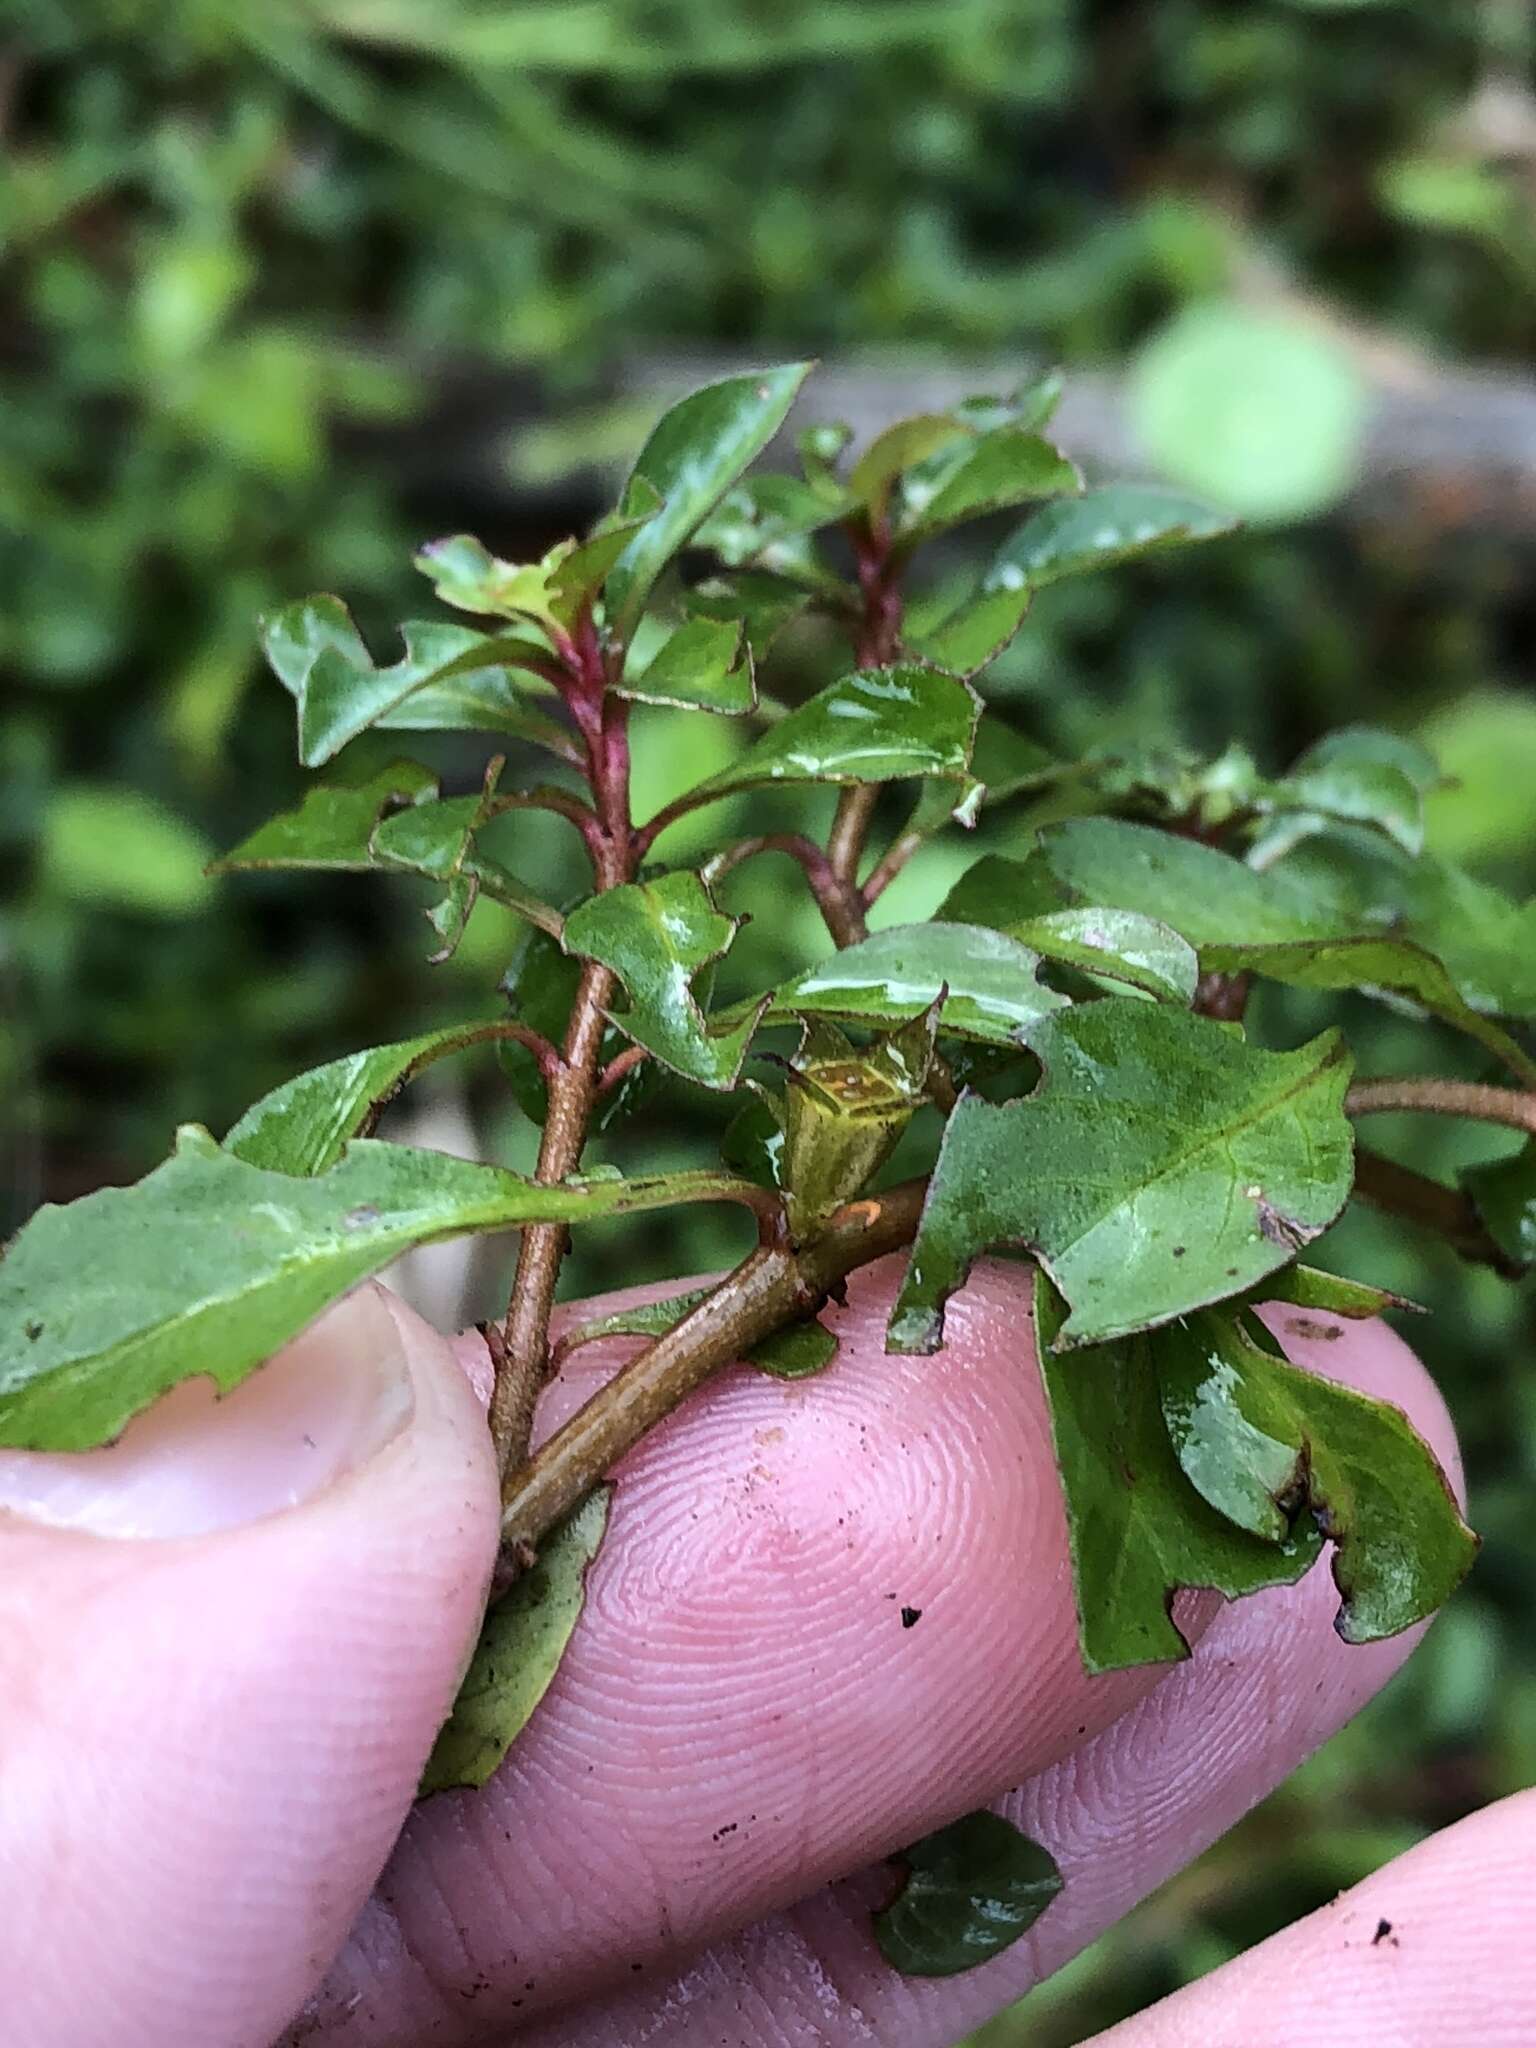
xmin=374 ymin=670 xmax=575 ymax=758
xmin=890 ymin=1002 xmax=1354 ymax=1353
xmin=1156 ymin=1309 xmax=1476 ymax=1641
xmin=849 ymin=414 xmax=972 ymax=520
xmin=211 ymin=760 xmax=436 ymax=872
xmin=1261 ymin=1265 xmax=1420 ymax=1320
xmin=604 ymin=363 xmax=813 ymax=634
xmin=1463 ymin=1142 xmax=1536 ymax=1270
xmin=895 ymin=429 xmax=1081 ymax=545
xmin=694 ymin=473 xmax=854 ymax=568
xmin=989 ymin=485 xmax=1236 ymax=590
xmin=1268 ymin=726 xmax=1438 ymax=856
xmin=874 ymin=1813 xmax=1062 ymax=1978
xmin=619 ymin=616 xmax=754 ymax=713
xmin=756 ymin=924 xmax=1070 ymax=1045
xmin=660 ymin=666 xmax=981 ymax=821
xmin=420 ymin=1489 xmax=610 ymax=1797
xmin=549 ymin=505 xmax=658 ymax=618
xmin=906 ymin=583 xmax=1033 ymax=677
xmin=1034 ymin=1279 xmax=1321 ymax=1674
xmin=224 ymin=1023 xmax=512 ymax=1175
xmin=0 ymin=1129 xmax=771 ymax=1451
xmin=563 ymin=871 xmax=763 ymax=1088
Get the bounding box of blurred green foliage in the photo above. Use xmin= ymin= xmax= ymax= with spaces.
xmin=5 ymin=3 xmax=1536 ymax=2041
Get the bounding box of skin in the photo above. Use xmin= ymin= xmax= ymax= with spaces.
xmin=0 ymin=1255 xmax=1521 ymax=2048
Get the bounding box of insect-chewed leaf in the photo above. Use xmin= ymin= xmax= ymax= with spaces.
xmin=563 ymin=871 xmax=764 ymax=1088
xmin=411 ymin=535 xmax=554 ymax=621
xmin=1033 ymin=1279 xmax=1322 ymax=1673
xmin=0 ymin=1131 xmax=769 ymax=1451
xmin=224 ymin=1023 xmax=512 ymax=1175
xmin=753 ymin=923 xmax=1070 ymax=1045
xmin=1463 ymin=1142 xmax=1536 ymax=1270
xmin=558 ymin=1284 xmax=837 ymax=1380
xmin=1156 ymin=1308 xmax=1477 ymax=1643
xmin=259 ymin=595 xmax=557 ymax=767
xmin=987 ymin=484 xmax=1236 ymax=590
xmin=1005 ymin=908 xmax=1199 ymax=1006
xmin=888 ymin=1000 xmax=1354 ymax=1354
xmin=210 ymin=760 xmax=437 ymax=872
xmin=619 ymin=615 xmax=754 ymax=713
xmin=660 ymin=666 xmax=981 ymax=820
xmin=603 ymin=363 xmax=813 ymax=633
xmin=873 ymin=1812 xmax=1063 ymax=1978
xmin=420 ymin=1489 xmax=611 ymax=1797
xmin=369 ymin=789 xmax=564 ymax=946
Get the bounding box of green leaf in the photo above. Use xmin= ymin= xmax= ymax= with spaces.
xmin=849 ymin=414 xmax=972 ymax=520
xmin=420 ymin=1489 xmax=610 ymax=1797
xmin=988 ymin=485 xmax=1235 ymax=591
xmin=905 ymin=583 xmax=1034 ymax=678
xmin=1261 ymin=1265 xmax=1419 ymax=1320
xmin=499 ymin=926 xmax=655 ymax=1136
xmin=369 ymin=787 xmax=564 ymax=945
xmin=890 ymin=1001 xmax=1354 ymax=1353
xmin=563 ymin=871 xmax=765 ymax=1088
xmin=1267 ymin=726 xmax=1437 ymax=856
xmin=895 ymin=428 xmax=1081 ymax=545
xmin=0 ymin=1128 xmax=768 ymax=1451
xmin=1463 ymin=1143 xmax=1536 ymax=1270
xmin=684 ymin=571 xmax=812 ymax=661
xmin=559 ymin=1284 xmax=837 ymax=1380
xmin=260 ymin=596 xmax=559 ymax=768
xmin=224 ymin=1024 xmax=511 ymax=1175
xmin=1006 ymin=909 xmax=1200 ymax=1006
xmin=603 ymin=363 xmax=813 ymax=634
xmin=619 ymin=615 xmax=754 ymax=714
xmin=661 ymin=666 xmax=981 ymax=820
xmin=693 ymin=473 xmax=853 ymax=568
xmin=755 ymin=923 xmax=1070 ymax=1045
xmin=373 ymin=670 xmax=574 ymax=759
xmin=1034 ymin=1280 xmax=1321 ymax=1673
xmin=873 ymin=1812 xmax=1062 ymax=1978
xmin=411 ymin=535 xmax=557 ymax=624
xmin=211 ymin=760 xmax=437 ymax=872
xmin=1157 ymin=1309 xmax=1476 ymax=1642
xmin=548 ymin=503 xmax=659 ymax=619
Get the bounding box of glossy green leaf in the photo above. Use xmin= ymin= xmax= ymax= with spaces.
xmin=420 ymin=1489 xmax=610 ymax=1797
xmin=661 ymin=666 xmax=981 ymax=820
xmin=224 ymin=1023 xmax=510 ymax=1175
xmin=849 ymin=414 xmax=971 ymax=519
xmin=896 ymin=428 xmax=1081 ymax=544
xmin=604 ymin=363 xmax=813 ymax=634
xmin=563 ymin=871 xmax=765 ymax=1088
xmin=968 ymin=725 xmax=1065 ymax=804
xmin=988 ymin=484 xmax=1236 ymax=590
xmin=373 ymin=670 xmax=574 ymax=758
xmin=1157 ymin=1309 xmax=1477 ymax=1641
xmin=559 ymin=1285 xmax=837 ymax=1380
xmin=0 ymin=1128 xmax=769 ymax=1452
xmin=364 ymin=784 xmax=564 ymax=949
xmin=498 ymin=926 xmax=655 ymax=1136
xmin=1463 ymin=1143 xmax=1536 ymax=1271
xmin=720 ymin=1090 xmax=788 ymax=1191
xmin=259 ymin=596 xmax=556 ymax=767
xmin=890 ymin=1001 xmax=1353 ymax=1353
xmin=874 ymin=1812 xmax=1063 ymax=1977
xmin=548 ymin=502 xmax=658 ymax=618
xmin=684 ymin=571 xmax=812 ymax=660
xmin=1268 ymin=726 xmax=1438 ymax=856
xmin=756 ymin=923 xmax=1070 ymax=1045
xmin=1007 ymin=909 xmax=1200 ymax=1005
xmin=619 ymin=616 xmax=754 ymax=713
xmin=906 ymin=582 xmax=1034 ymax=678
xmin=1034 ymin=1280 xmax=1321 ymax=1673
xmin=211 ymin=760 xmax=437 ymax=872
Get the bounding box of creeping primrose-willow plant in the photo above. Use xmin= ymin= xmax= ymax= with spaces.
xmin=6 ymin=364 xmax=1535 ymax=1974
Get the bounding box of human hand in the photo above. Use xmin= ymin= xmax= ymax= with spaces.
xmin=0 ymin=1258 xmax=1512 ymax=2048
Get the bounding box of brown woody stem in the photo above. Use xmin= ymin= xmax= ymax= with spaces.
xmin=499 ymin=1179 xmax=928 ymax=1561
xmin=1346 ymin=1077 xmax=1536 ymax=1138
xmin=1352 ymin=1146 xmax=1519 ymax=1275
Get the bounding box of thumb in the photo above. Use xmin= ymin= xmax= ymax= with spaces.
xmin=0 ymin=1282 xmax=499 ymax=2048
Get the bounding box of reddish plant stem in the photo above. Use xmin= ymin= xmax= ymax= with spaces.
xmin=595 ymin=1041 xmax=650 ymax=1098
xmin=491 ymin=619 xmax=636 ymax=1478
xmin=1352 ymin=1146 xmax=1518 ymax=1276
xmin=702 ymin=832 xmax=868 ymax=949
xmin=1346 ymin=1077 xmax=1536 ymax=1138
xmin=825 ymin=528 xmax=906 ymax=909
xmin=500 ymin=1180 xmax=927 ymax=1562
